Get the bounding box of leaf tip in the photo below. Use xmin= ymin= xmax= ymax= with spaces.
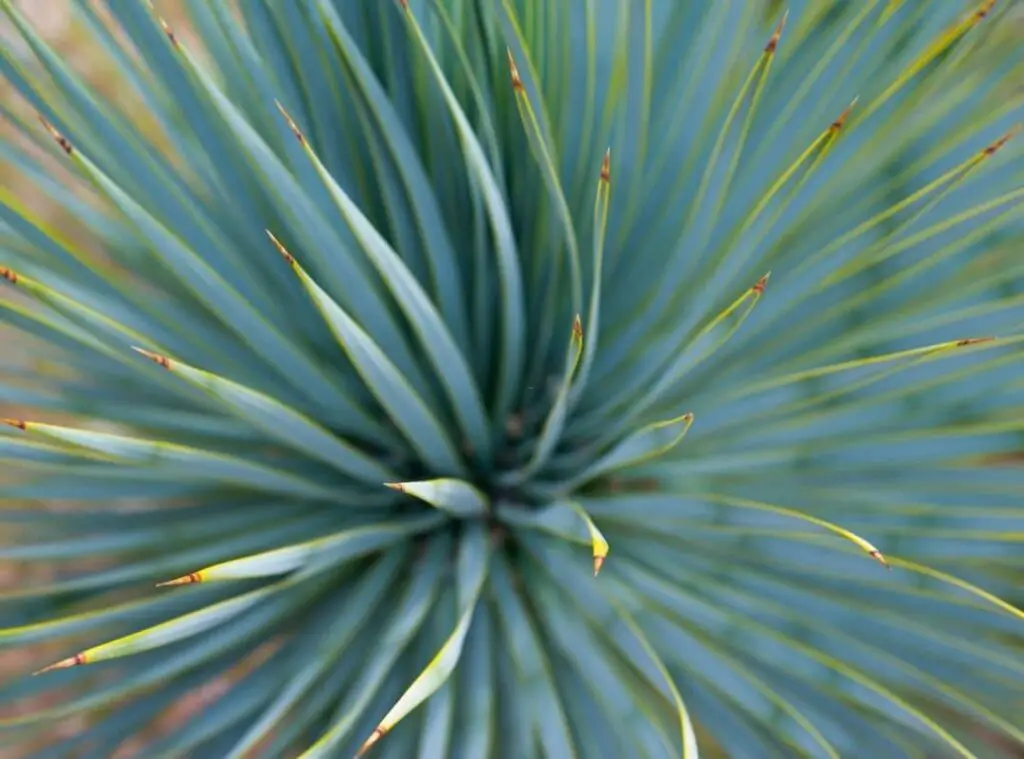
xmin=384 ymin=482 xmax=405 ymax=492
xmin=870 ymin=549 xmax=890 ymax=569
xmin=274 ymin=100 xmax=306 ymax=144
xmin=1 ymin=418 xmax=27 ymax=431
xmin=593 ymin=554 xmax=606 ymax=577
xmin=266 ymin=230 xmax=296 ymax=266
xmin=156 ymin=572 xmax=202 ymax=587
xmin=36 ymin=114 xmax=73 ymax=155
xmin=33 ymin=653 xmax=86 ymax=675
xmin=358 ymin=727 xmax=387 ymax=757
xmin=572 ymin=314 xmax=583 ymax=340
xmin=506 ymin=48 xmax=524 ymax=90
xmin=765 ymin=9 xmax=788 ymax=52
xmin=830 ymin=97 xmax=859 ymax=131
xmin=131 ymin=346 xmax=171 ymax=369
xmin=600 ymin=148 xmax=611 ymax=184
xmin=983 ymin=123 xmax=1021 ymax=156
xmin=956 ymin=336 xmax=995 ymax=347
xmin=0 ymin=267 xmax=19 ymax=285
xmin=752 ymin=272 xmax=771 ymax=294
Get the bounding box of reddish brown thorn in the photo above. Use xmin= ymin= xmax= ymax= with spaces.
xmin=34 ymin=652 xmax=86 ymax=675
xmin=572 ymin=314 xmax=583 ymax=340
xmin=157 ymin=16 xmax=178 ymax=47
xmin=156 ymin=571 xmax=201 ymax=587
xmin=869 ymin=550 xmax=891 ymax=569
xmin=593 ymin=555 xmax=606 ymax=577
xmin=506 ymin=49 xmax=524 ymax=91
xmin=600 ymin=148 xmax=611 ymax=184
xmin=752 ymin=272 xmax=771 ymax=294
xmin=973 ymin=0 xmax=996 ymax=21
xmin=131 ymin=346 xmax=171 ymax=369
xmin=266 ymin=230 xmax=296 ymax=266
xmin=397 ymin=0 xmax=409 ymax=8
xmin=765 ymin=9 xmax=789 ymax=53
xmin=0 ymin=267 xmax=18 ymax=284
xmin=830 ymin=96 xmax=859 ymax=132
xmin=983 ymin=124 xmax=1021 ymax=156
xmin=956 ymin=336 xmax=995 ymax=347
xmin=1 ymin=419 xmax=27 ymax=431
xmin=37 ymin=115 xmax=72 ymax=155
xmin=274 ymin=100 xmax=305 ymax=144
xmin=357 ymin=727 xmax=387 ymax=757
xmin=384 ymin=482 xmax=406 ymax=493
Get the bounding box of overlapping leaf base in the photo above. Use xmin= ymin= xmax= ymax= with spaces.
xmin=1 ymin=1 xmax=1023 ymax=757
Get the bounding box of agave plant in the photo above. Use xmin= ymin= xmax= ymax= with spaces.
xmin=1 ymin=0 xmax=1023 ymax=756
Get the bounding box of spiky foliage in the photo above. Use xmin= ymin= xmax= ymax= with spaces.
xmin=1 ymin=0 xmax=1023 ymax=756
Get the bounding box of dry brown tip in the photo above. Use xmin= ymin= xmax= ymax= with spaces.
xmin=156 ymin=572 xmax=201 ymax=587
xmin=682 ymin=412 xmax=695 ymax=423
xmin=1 ymin=418 xmax=27 ymax=431
xmin=830 ymin=96 xmax=859 ymax=132
xmin=266 ymin=230 xmax=296 ymax=266
xmin=765 ymin=9 xmax=789 ymax=53
xmin=506 ymin=49 xmax=524 ymax=90
xmin=397 ymin=0 xmax=409 ymax=8
xmin=131 ymin=346 xmax=171 ymax=369
xmin=384 ymin=482 xmax=405 ymax=492
xmin=572 ymin=314 xmax=583 ymax=340
xmin=37 ymin=115 xmax=73 ymax=155
xmin=593 ymin=555 xmax=606 ymax=577
xmin=274 ymin=100 xmax=305 ymax=143
xmin=157 ymin=16 xmax=178 ymax=46
xmin=34 ymin=652 xmax=86 ymax=675
xmin=0 ymin=267 xmax=18 ymax=285
xmin=752 ymin=272 xmax=771 ymax=294
xmin=600 ymin=148 xmax=611 ymax=183
xmin=973 ymin=0 xmax=997 ymax=21
xmin=955 ymin=336 xmax=995 ymax=347
xmin=983 ymin=124 xmax=1021 ymax=156
xmin=357 ymin=727 xmax=387 ymax=757
xmin=869 ymin=550 xmax=891 ymax=569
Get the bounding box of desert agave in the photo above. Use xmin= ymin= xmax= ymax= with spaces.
xmin=0 ymin=0 xmax=1022 ymax=756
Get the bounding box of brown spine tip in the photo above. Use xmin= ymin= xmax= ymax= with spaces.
xmin=384 ymin=482 xmax=405 ymax=492
xmin=156 ymin=571 xmax=201 ymax=587
xmin=0 ymin=267 xmax=18 ymax=284
xmin=506 ymin=49 xmax=524 ymax=91
xmin=600 ymin=148 xmax=611 ymax=184
xmin=1 ymin=418 xmax=27 ymax=431
xmin=765 ymin=9 xmax=788 ymax=53
xmin=956 ymin=336 xmax=995 ymax=347
xmin=34 ymin=652 xmax=86 ymax=675
xmin=752 ymin=272 xmax=771 ymax=294
xmin=869 ymin=550 xmax=890 ymax=569
xmin=983 ymin=124 xmax=1020 ymax=156
xmin=593 ymin=555 xmax=606 ymax=577
xmin=37 ymin=115 xmax=73 ymax=155
xmin=357 ymin=727 xmax=387 ymax=757
xmin=397 ymin=0 xmax=408 ymax=7
xmin=682 ymin=412 xmax=695 ymax=423
xmin=572 ymin=314 xmax=583 ymax=340
xmin=266 ymin=230 xmax=296 ymax=266
xmin=131 ymin=346 xmax=171 ymax=369
xmin=973 ymin=0 xmax=996 ymax=21
xmin=274 ymin=100 xmax=305 ymax=144
xmin=157 ymin=16 xmax=178 ymax=46
xmin=830 ymin=96 xmax=859 ymax=132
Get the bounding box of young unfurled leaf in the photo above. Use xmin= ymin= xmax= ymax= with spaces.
xmin=571 ymin=412 xmax=694 ymax=488
xmin=497 ymin=500 xmax=609 ymax=576
xmin=385 ymin=478 xmax=490 ymax=517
